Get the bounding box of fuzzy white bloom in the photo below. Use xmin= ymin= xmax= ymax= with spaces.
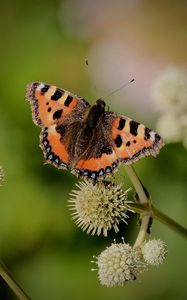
xmin=179 ymin=114 xmax=187 ymax=128
xmin=152 ymin=67 xmax=187 ymax=113
xmin=94 ymin=241 xmax=145 ymax=287
xmin=156 ymin=113 xmax=182 ymax=143
xmin=69 ymin=181 xmax=132 ymax=236
xmin=142 ymin=239 xmax=167 ymax=266
xmin=152 ymin=67 xmax=187 ymax=149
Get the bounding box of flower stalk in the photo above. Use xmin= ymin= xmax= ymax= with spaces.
xmin=125 ymin=165 xmax=152 ymax=248
xmin=0 ymin=261 xmax=31 ymax=300
xmin=125 ymin=165 xmax=187 ymax=241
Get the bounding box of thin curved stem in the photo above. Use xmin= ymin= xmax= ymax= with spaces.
xmin=124 ymin=165 xmax=148 ymax=204
xmin=125 ymin=165 xmax=151 ymax=248
xmin=133 ymin=215 xmax=151 ymax=247
xmin=0 ymin=261 xmax=31 ymax=300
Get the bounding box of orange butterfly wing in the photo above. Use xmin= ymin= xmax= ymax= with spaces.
xmin=26 ymin=83 xmax=164 ymax=181
xmin=72 ymin=113 xmax=164 ymax=181
xmin=26 ymin=82 xmax=89 ymax=169
xmin=72 ymin=152 xmax=119 ymax=180
xmin=26 ymin=82 xmax=89 ymax=127
xmin=112 ymin=115 xmax=164 ymax=164
xmin=40 ymin=125 xmax=70 ymax=170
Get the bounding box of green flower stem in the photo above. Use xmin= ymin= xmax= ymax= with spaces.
xmin=152 ymin=205 xmax=187 ymax=239
xmin=127 ymin=202 xmax=147 ymax=214
xmin=125 ymin=166 xmax=187 ymax=241
xmin=124 ymin=165 xmax=148 ymax=204
xmin=125 ymin=165 xmax=151 ymax=248
xmin=128 ymin=203 xmax=187 ymax=240
xmin=134 ymin=215 xmax=151 ymax=248
xmin=0 ymin=261 xmax=31 ymax=300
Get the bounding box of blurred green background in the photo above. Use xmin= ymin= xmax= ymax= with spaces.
xmin=0 ymin=0 xmax=187 ymax=299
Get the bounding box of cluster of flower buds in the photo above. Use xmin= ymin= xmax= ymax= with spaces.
xmin=69 ymin=180 xmax=167 ymax=287
xmin=92 ymin=238 xmax=167 ymax=287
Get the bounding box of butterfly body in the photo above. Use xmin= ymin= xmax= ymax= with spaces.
xmin=26 ymin=82 xmax=164 ymax=181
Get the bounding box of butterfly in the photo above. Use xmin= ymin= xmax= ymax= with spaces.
xmin=26 ymin=82 xmax=164 ymax=181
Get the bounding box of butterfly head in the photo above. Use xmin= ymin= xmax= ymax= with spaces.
xmin=85 ymin=99 xmax=106 ymax=128
xmin=95 ymin=99 xmax=106 ymax=110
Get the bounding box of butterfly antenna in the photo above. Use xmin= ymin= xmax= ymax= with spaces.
xmin=84 ymin=58 xmax=99 ymax=98
xmin=102 ymin=78 xmax=135 ymax=100
xmin=85 ymin=58 xmax=89 ymax=66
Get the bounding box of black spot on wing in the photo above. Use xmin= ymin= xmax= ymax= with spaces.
xmin=118 ymin=118 xmax=126 ymax=130
xmin=51 ymin=89 xmax=64 ymax=101
xmin=81 ymin=98 xmax=90 ymax=107
xmin=56 ymin=124 xmax=66 ymax=136
xmin=144 ymin=127 xmax=151 ymax=141
xmin=102 ymin=145 xmax=113 ymax=155
xmin=155 ymin=133 xmax=161 ymax=142
xmin=105 ymin=166 xmax=112 ymax=174
xmin=53 ymin=109 xmax=63 ymax=120
xmin=43 ymin=131 xmax=48 ymax=138
xmin=46 ymin=146 xmax=51 ymax=153
xmin=129 ymin=120 xmax=139 ymax=136
xmin=64 ymin=95 xmax=73 ymax=106
xmin=47 ymin=107 xmax=51 ymax=112
xmin=115 ymin=135 xmax=123 ymax=148
xmin=126 ymin=141 xmax=131 ymax=146
xmin=40 ymin=85 xmax=50 ymax=95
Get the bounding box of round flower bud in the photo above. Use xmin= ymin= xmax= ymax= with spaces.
xmin=95 ymin=242 xmax=145 ymax=287
xmin=69 ymin=181 xmax=132 ymax=236
xmin=142 ymin=239 xmax=167 ymax=266
xmin=156 ymin=113 xmax=182 ymax=143
xmin=152 ymin=67 xmax=187 ymax=113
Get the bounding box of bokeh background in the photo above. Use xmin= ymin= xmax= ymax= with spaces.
xmin=0 ymin=0 xmax=187 ymax=299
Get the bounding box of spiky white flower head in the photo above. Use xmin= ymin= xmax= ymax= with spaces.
xmin=142 ymin=239 xmax=167 ymax=266
xmin=0 ymin=166 xmax=4 ymax=185
xmin=156 ymin=113 xmax=182 ymax=143
xmin=93 ymin=241 xmax=145 ymax=287
xmin=69 ymin=181 xmax=132 ymax=236
xmin=152 ymin=67 xmax=187 ymax=113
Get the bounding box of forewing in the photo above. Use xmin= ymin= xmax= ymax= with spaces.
xmin=26 ymin=82 xmax=90 ymax=169
xmin=111 ymin=114 xmax=164 ymax=164
xmin=26 ymin=82 xmax=90 ymax=127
